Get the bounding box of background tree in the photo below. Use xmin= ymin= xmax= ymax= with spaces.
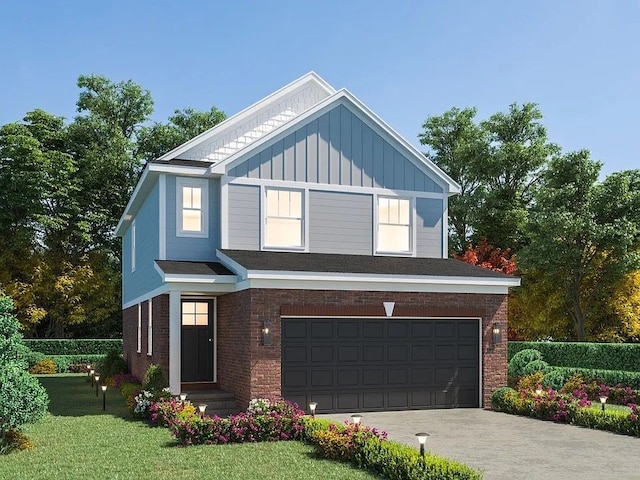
xmin=419 ymin=107 xmax=488 ymax=253
xmin=518 ymin=151 xmax=640 ymax=340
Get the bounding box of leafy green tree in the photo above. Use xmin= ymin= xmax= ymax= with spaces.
xmin=0 ymin=296 xmax=48 ymax=449
xmin=518 ymin=151 xmax=640 ymax=340
xmin=419 ymin=107 xmax=488 ymax=253
xmin=137 ymin=106 xmax=226 ymax=161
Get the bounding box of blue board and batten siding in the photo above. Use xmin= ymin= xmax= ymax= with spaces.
xmin=228 ymin=104 xmax=444 ymax=193
xmin=122 ymin=179 xmax=162 ymax=306
xmin=309 ymin=191 xmax=372 ymax=255
xmin=165 ymin=176 xmax=220 ymax=260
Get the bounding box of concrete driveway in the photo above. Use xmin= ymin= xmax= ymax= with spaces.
xmin=321 ymin=409 xmax=640 ymax=480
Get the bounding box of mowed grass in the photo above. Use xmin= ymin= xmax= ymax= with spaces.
xmin=1 ymin=375 xmax=379 ymax=480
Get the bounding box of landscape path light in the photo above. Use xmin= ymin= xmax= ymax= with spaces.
xmin=535 ymin=387 xmax=543 ymax=396
xmin=308 ymin=402 xmax=318 ymax=418
xmin=351 ymin=414 xmax=362 ymax=427
xmin=198 ymin=404 xmax=207 ymax=419
xmin=179 ymin=393 xmax=187 ymax=402
xmin=415 ymin=432 xmax=430 ymax=457
xmin=101 ymin=385 xmax=107 ymax=411
xmin=95 ymin=375 xmax=100 ymax=397
xmin=90 ymin=370 xmax=95 ymax=387
xmin=600 ymin=396 xmax=608 ymax=412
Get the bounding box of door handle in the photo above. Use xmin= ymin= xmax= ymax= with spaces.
xmin=208 ymin=338 xmax=213 ymax=342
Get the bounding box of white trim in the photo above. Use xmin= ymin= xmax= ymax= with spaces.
xmin=227 ymin=176 xmax=445 ymax=200
xmin=164 ymin=274 xmax=237 ymax=284
xmin=123 ymin=284 xmax=169 ymax=310
xmin=478 ymin=317 xmax=483 ymax=407
xmin=176 ymin=177 xmax=209 ymax=238
xmin=261 ymin=186 xmax=306 ymax=251
xmin=169 ymin=290 xmax=181 ymax=394
xmin=213 ymin=92 xmax=460 ymax=194
xmin=131 ymin=220 xmax=136 ymax=272
xmin=159 ymin=174 xmax=166 ymax=260
xmin=220 ymin=176 xmax=230 ymax=249
xmin=147 ymin=298 xmax=153 ymax=356
xmin=178 ymin=296 xmax=218 ymax=384
xmin=116 ymin=167 xmax=149 ymax=235
xmin=375 ymin=194 xmax=414 ymax=256
xmin=442 ymin=202 xmax=449 ymax=257
xmin=166 ymin=282 xmax=237 ymax=294
xmin=136 ymin=303 xmax=141 ymax=353
xmin=148 ymin=163 xmax=210 ymax=176
xmin=158 ymin=72 xmax=336 ymax=161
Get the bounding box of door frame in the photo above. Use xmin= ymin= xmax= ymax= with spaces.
xmin=180 ymin=296 xmax=217 ymax=383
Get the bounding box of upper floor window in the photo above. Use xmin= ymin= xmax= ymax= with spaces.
xmin=177 ymin=178 xmax=208 ymax=237
xmin=377 ymin=196 xmax=411 ymax=253
xmin=264 ymin=188 xmax=303 ymax=249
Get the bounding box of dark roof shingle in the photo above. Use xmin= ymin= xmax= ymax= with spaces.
xmin=155 ymin=260 xmax=234 ymax=276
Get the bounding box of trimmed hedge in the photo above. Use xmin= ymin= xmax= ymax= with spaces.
xmin=509 ymin=342 xmax=640 ymax=372
xmin=547 ymin=367 xmax=640 ymax=390
xmin=26 ymin=354 xmax=106 ymax=373
xmin=24 ymin=339 xmax=122 ymax=355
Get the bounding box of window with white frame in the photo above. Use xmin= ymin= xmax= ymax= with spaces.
xmin=176 ymin=178 xmax=208 ymax=237
xmin=131 ymin=220 xmax=136 ymax=272
xmin=136 ymin=303 xmax=141 ymax=353
xmin=147 ymin=299 xmax=153 ymax=356
xmin=264 ymin=188 xmax=303 ymax=248
xmin=377 ymin=196 xmax=411 ymax=253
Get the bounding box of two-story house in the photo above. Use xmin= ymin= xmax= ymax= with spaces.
xmin=115 ymin=73 xmax=520 ymax=413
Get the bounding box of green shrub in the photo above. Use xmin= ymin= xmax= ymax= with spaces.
xmin=48 ymin=355 xmax=106 ymax=373
xmin=543 ymin=369 xmax=567 ymax=390
xmin=509 ymin=342 xmax=640 ymax=372
xmin=517 ymin=372 xmax=545 ymax=392
xmin=522 ymin=359 xmax=550 ymax=376
xmin=561 ymin=373 xmax=585 ymax=394
xmin=0 ymin=429 xmax=34 ymax=455
xmin=507 ymin=349 xmax=543 ymax=378
xmin=301 ymin=417 xmax=339 ymax=442
xmin=491 ymin=387 xmax=520 ymax=412
xmin=23 ymin=339 xmax=122 ymax=356
xmin=120 ymin=382 xmax=142 ymax=399
xmin=142 ymin=364 xmax=167 ymax=392
xmin=28 ymin=358 xmax=57 ymax=375
xmin=96 ymin=349 xmax=127 ymax=379
xmin=24 ymin=350 xmax=46 ymax=368
xmin=572 ymin=406 xmax=640 ymax=437
xmin=551 ymin=367 xmax=640 ymax=389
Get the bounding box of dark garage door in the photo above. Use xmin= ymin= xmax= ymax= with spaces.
xmin=281 ymin=318 xmax=479 ymax=413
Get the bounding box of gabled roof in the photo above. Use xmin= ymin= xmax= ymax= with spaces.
xmin=156 ymin=72 xmax=336 ymax=164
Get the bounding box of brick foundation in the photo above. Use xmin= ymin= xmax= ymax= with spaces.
xmin=122 ymin=294 xmax=170 ymax=384
xmin=216 ymin=289 xmax=508 ymax=410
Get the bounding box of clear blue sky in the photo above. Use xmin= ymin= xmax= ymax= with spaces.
xmin=1 ymin=1 xmax=638 ymax=177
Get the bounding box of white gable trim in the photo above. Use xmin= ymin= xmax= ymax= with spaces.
xmin=156 ymin=72 xmax=335 ymax=162
xmin=212 ymin=91 xmax=460 ymax=195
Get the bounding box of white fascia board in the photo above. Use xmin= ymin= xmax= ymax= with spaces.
xmin=157 ymin=72 xmax=336 ymax=162
xmin=212 ymin=90 xmax=461 ymax=196
xmin=115 ymin=166 xmax=151 ymax=236
xmin=147 ymin=163 xmax=211 ymax=177
xmin=235 ymin=278 xmax=514 ymax=295
xmin=122 ymin=284 xmax=169 ymax=310
xmin=215 ymin=250 xmax=249 ymax=279
xmin=165 ymin=282 xmax=237 ymax=294
xmin=243 ymin=269 xmax=521 ymax=287
xmin=163 ymin=274 xmax=238 ymax=284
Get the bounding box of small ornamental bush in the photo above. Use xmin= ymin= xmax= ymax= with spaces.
xmin=312 ymin=422 xmax=387 ymax=463
xmin=131 ymin=389 xmax=171 ymax=418
xmin=0 ymin=429 xmax=34 ymax=455
xmin=542 ymin=369 xmax=567 ymax=391
xmin=142 ymin=364 xmax=167 ymax=392
xmin=96 ymin=349 xmax=127 ymax=379
xmin=522 ymin=359 xmax=550 ymax=376
xmin=507 ymin=349 xmax=543 ymax=379
xmin=517 ymin=372 xmax=545 ymax=392
xmin=28 ymin=358 xmax=58 ymax=375
xmin=149 ymin=398 xmax=197 ymax=427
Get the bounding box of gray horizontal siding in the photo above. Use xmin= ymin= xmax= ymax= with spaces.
xmin=415 ymin=198 xmax=443 ymax=258
xmin=309 ymin=191 xmax=372 ymax=255
xmin=228 ymin=184 xmax=260 ymax=250
xmin=228 ymin=104 xmax=443 ymax=193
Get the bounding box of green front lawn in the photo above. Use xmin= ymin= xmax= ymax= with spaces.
xmin=2 ymin=375 xmax=378 ymax=480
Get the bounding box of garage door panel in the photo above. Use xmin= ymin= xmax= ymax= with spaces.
xmin=337 ymin=322 xmax=359 ymax=338
xmin=337 ymin=369 xmax=358 ymax=387
xmin=337 ymin=345 xmax=359 ymax=362
xmin=363 ymin=345 xmax=384 ymax=362
xmin=311 ymin=322 xmax=334 ymax=338
xmin=388 ymin=368 xmax=409 ymax=384
xmin=363 ymin=321 xmax=384 ymax=338
xmin=282 ymin=318 xmax=479 ymax=413
xmin=388 ymin=345 xmax=409 ymax=361
xmin=283 ymin=346 xmax=307 ymax=362
xmin=311 ymin=346 xmax=333 ymax=362
xmin=310 ymin=370 xmax=333 ymax=387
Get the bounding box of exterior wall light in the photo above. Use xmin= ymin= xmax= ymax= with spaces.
xmin=492 ymin=323 xmax=502 ymax=345
xmin=94 ymin=375 xmax=100 ymax=396
xmin=101 ymin=385 xmax=107 ymax=411
xmin=600 ymin=396 xmax=608 ymax=412
xmin=351 ymin=414 xmax=362 ymax=426
xmin=179 ymin=393 xmax=187 ymax=402
xmin=308 ymin=402 xmax=318 ymax=418
xmin=262 ymin=320 xmax=272 ymax=346
xmin=198 ymin=404 xmax=207 ymax=418
xmin=415 ymin=432 xmax=430 ymax=457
